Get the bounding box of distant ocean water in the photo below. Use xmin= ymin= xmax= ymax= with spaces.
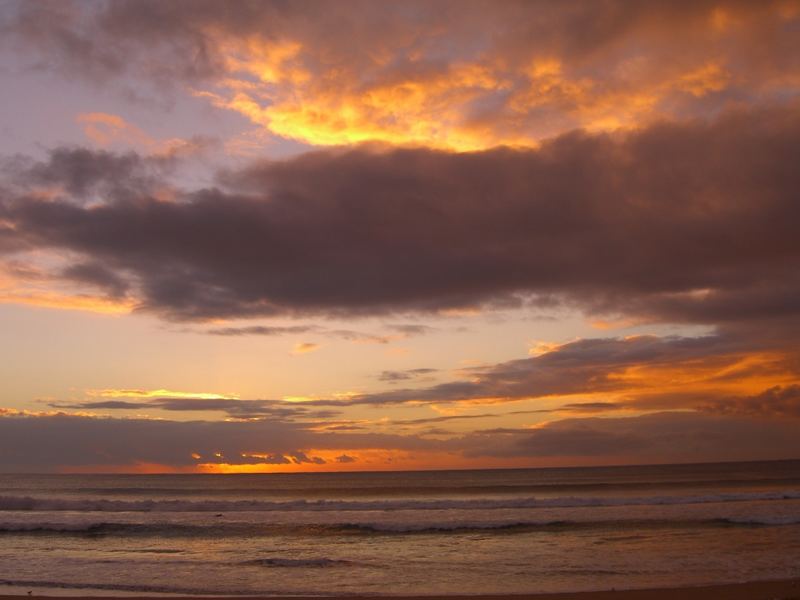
xmin=1 ymin=460 xmax=799 ymax=596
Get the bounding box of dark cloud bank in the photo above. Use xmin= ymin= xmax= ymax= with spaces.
xmin=1 ymin=410 xmax=798 ymax=472
xmin=4 ymin=0 xmax=798 ymax=103
xmin=2 ymin=105 xmax=799 ymax=325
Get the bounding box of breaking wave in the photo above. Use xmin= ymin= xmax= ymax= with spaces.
xmin=0 ymin=516 xmax=798 ymax=537
xmin=1 ymin=490 xmax=799 ymax=512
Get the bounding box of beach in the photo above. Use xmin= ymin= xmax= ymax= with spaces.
xmin=1 ymin=578 xmax=800 ymax=599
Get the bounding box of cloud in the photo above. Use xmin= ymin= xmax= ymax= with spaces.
xmin=289 ymin=451 xmax=326 ymax=465
xmin=86 ymin=388 xmax=238 ymax=400
xmin=0 ymin=411 xmax=445 ymax=471
xmin=386 ymin=324 xmax=437 ymax=336
xmin=1 ymin=409 xmax=798 ymax=472
xmin=50 ymin=396 xmax=339 ymax=422
xmin=557 ymin=402 xmax=625 ymax=413
xmin=52 ymin=331 xmax=799 ymax=424
xmin=77 ymin=113 xmax=153 ymax=147
xmin=291 ymin=342 xmax=320 ymax=355
xmin=5 ymin=1 xmax=799 ymax=149
xmin=378 ymin=368 xmax=439 ymax=383
xmin=463 ymin=411 xmax=800 ymax=463
xmin=205 ymin=323 xmax=431 ymax=344
xmin=701 ymin=384 xmax=800 ymax=418
xmin=321 ymin=333 xmax=783 ymax=408
xmin=391 ymin=413 xmax=498 ymax=426
xmin=1 ymin=146 xmax=164 ymax=203
xmin=1 ymin=1 xmax=798 ymax=474
xmin=60 ymin=262 xmax=130 ymax=298
xmin=75 ymin=113 xmax=213 ymax=159
xmin=2 ymin=106 xmax=799 ymax=325
xmin=207 ymin=325 xmax=316 ymax=336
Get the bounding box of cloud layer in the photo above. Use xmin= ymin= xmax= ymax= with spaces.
xmin=5 ymin=1 xmax=800 ymax=149
xmin=1 ymin=408 xmax=798 ymax=472
xmin=1 ymin=1 xmax=799 ymax=471
xmin=1 ymin=106 xmax=798 ymax=324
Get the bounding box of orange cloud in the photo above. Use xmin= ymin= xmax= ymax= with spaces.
xmin=196 ymin=448 xmax=529 ymax=473
xmin=76 ymin=112 xmax=202 ymax=157
xmin=77 ymin=112 xmax=155 ymax=148
xmin=0 ymin=290 xmax=133 ymax=315
xmin=190 ymin=3 xmax=797 ymax=152
xmin=0 ymin=254 xmax=134 ymax=315
xmin=291 ymin=342 xmax=321 ymax=355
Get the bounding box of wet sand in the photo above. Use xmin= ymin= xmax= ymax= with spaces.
xmin=2 ymin=578 xmax=800 ymax=600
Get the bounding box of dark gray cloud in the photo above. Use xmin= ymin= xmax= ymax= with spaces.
xmin=321 ymin=424 xmax=367 ymax=432
xmin=558 ymin=402 xmax=625 ymax=413
xmin=325 ymin=334 xmax=765 ymax=407
xmin=61 ymin=261 xmax=129 ymax=298
xmin=205 ymin=323 xmax=430 ymax=344
xmin=206 ymin=325 xmax=316 ymax=337
xmin=205 ymin=325 xmax=392 ymax=344
xmin=0 ymin=412 xmax=446 ymax=471
xmin=463 ymin=412 xmax=800 ymax=462
xmin=2 ymin=106 xmax=799 ymax=325
xmin=378 ymin=368 xmax=439 ymax=383
xmin=50 ymin=397 xmax=340 ymax=421
xmin=1 ymin=409 xmax=798 ymax=472
xmin=391 ymin=413 xmax=498 ymax=426
xmin=1 ymin=147 xmax=171 ymax=204
xmin=66 ymin=400 xmax=143 ymax=410
xmin=24 ymin=148 xmax=155 ymax=198
xmin=385 ymin=324 xmax=437 ymax=336
xmin=701 ymin=384 xmax=800 ymax=418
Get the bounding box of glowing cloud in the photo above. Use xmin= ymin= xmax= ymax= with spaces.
xmin=76 ymin=112 xmax=207 ymax=158
xmin=291 ymin=342 xmax=321 ymax=355
xmin=0 ymin=290 xmax=134 ymax=315
xmin=86 ymin=389 xmax=240 ymax=400
xmin=185 ymin=3 xmax=800 ymax=151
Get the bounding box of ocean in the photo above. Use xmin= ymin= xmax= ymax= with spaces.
xmin=1 ymin=460 xmax=799 ymax=596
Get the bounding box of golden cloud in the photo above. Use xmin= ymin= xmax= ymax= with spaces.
xmin=86 ymin=388 xmax=239 ymax=400
xmin=291 ymin=342 xmax=321 ymax=355
xmin=190 ymin=2 xmax=799 ymax=153
xmin=0 ymin=290 xmax=134 ymax=315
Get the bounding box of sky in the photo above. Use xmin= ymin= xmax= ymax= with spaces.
xmin=0 ymin=0 xmax=799 ymax=473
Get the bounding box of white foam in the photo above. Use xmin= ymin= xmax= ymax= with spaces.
xmin=1 ymin=490 xmax=799 ymax=513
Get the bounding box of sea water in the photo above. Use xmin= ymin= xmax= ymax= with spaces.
xmin=1 ymin=460 xmax=799 ymax=596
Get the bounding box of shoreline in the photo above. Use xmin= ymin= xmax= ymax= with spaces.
xmin=2 ymin=578 xmax=799 ymax=600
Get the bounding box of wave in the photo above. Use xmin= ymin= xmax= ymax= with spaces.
xmin=1 ymin=490 xmax=799 ymax=513
xmin=1 ymin=516 xmax=798 ymax=537
xmin=39 ymin=476 xmax=800 ymax=498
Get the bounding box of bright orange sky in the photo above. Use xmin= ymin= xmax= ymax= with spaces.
xmin=0 ymin=0 xmax=799 ymax=473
